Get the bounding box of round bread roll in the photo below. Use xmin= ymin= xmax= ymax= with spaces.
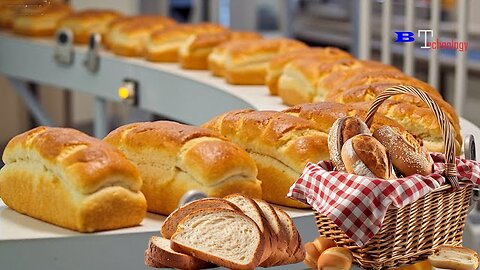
xmin=304 ymin=242 xmax=320 ymax=269
xmin=341 ymin=134 xmax=395 ymax=179
xmin=428 ymin=245 xmax=479 ymax=270
xmin=317 ymin=247 xmax=353 ymax=270
xmin=328 ymin=116 xmax=370 ymax=172
xmin=373 ymin=125 xmax=433 ymax=176
xmin=312 ymin=237 xmax=337 ymax=255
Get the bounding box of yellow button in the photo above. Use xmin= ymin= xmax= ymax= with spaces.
xmin=118 ymin=87 xmax=130 ymax=99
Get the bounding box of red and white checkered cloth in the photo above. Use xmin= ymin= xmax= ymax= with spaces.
xmin=287 ymin=153 xmax=480 ymax=246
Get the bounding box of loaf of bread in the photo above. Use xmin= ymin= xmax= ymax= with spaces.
xmin=217 ymin=38 xmax=307 ymax=85
xmin=203 ymin=110 xmax=329 ymax=208
xmin=266 ymin=47 xmax=352 ymax=97
xmin=316 ymin=247 xmax=353 ymax=270
xmin=0 ymin=0 xmax=26 ymax=29
xmin=145 ymin=23 xmax=226 ymax=62
xmin=0 ymin=126 xmax=147 ymax=232
xmin=170 ymin=208 xmax=265 ymax=270
xmin=284 ymin=100 xmax=460 ymax=154
xmin=103 ymin=121 xmax=262 ymax=215
xmin=327 ymin=84 xmax=461 ymax=153
xmin=12 ymin=2 xmax=71 ymax=36
xmin=179 ymin=31 xmax=262 ymax=70
xmin=105 ymin=16 xmax=176 ymax=56
xmin=58 ymin=9 xmax=122 ymax=44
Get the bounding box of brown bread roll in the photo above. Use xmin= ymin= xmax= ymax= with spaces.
xmin=328 ymin=116 xmax=371 ymax=172
xmin=341 ymin=134 xmax=395 ymax=179
xmin=428 ymin=245 xmax=479 ymax=270
xmin=373 ymin=125 xmax=433 ymax=176
xmin=12 ymin=2 xmax=72 ymax=36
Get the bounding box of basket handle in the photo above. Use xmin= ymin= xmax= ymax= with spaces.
xmin=364 ymin=85 xmax=459 ymax=190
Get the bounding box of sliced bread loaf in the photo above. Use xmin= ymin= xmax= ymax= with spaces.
xmin=148 ymin=236 xmax=213 ymax=270
xmin=253 ymin=198 xmax=288 ymax=267
xmin=171 ymin=208 xmax=264 ymax=270
xmin=144 ymin=250 xmax=166 ymax=268
xmin=162 ymin=198 xmax=238 ymax=239
xmin=224 ymin=194 xmax=274 ymax=263
xmin=274 ymin=206 xmax=304 ymax=265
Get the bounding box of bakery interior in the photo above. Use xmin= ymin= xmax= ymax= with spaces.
xmin=1 ymin=0 xmax=480 ymax=269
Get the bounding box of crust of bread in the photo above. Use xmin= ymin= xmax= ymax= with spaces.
xmin=144 ymin=250 xmax=167 ymax=268
xmin=104 ymin=121 xmax=261 ymax=215
xmin=0 ymin=126 xmax=146 ymax=232
xmin=148 ymin=236 xmax=213 ymax=270
xmin=58 ymin=9 xmax=122 ymax=44
xmin=171 ymin=208 xmax=265 ymax=270
xmin=161 ymin=198 xmax=238 ymax=239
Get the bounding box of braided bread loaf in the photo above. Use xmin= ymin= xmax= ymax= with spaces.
xmin=0 ymin=126 xmax=147 ymax=232
xmin=203 ymin=110 xmax=329 ymax=208
xmin=104 ymin=121 xmax=262 ymax=215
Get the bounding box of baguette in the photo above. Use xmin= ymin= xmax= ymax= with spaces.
xmin=104 ymin=121 xmax=262 ymax=215
xmin=171 ymin=208 xmax=265 ymax=270
xmin=203 ymin=110 xmax=329 ymax=208
xmin=147 ymin=236 xmax=213 ymax=269
xmin=0 ymin=126 xmax=147 ymax=232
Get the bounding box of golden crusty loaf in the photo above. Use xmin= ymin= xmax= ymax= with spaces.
xmin=0 ymin=126 xmax=147 ymax=232
xmin=266 ymin=47 xmax=352 ymax=96
xmin=145 ymin=23 xmax=226 ymax=62
xmin=0 ymin=0 xmax=27 ymax=29
xmin=12 ymin=2 xmax=71 ymax=36
xmin=328 ymin=85 xmax=461 ymax=153
xmin=180 ymin=31 xmax=262 ymax=70
xmin=316 ymin=247 xmax=353 ymax=270
xmin=203 ymin=110 xmax=329 ymax=208
xmin=219 ymin=38 xmax=307 ymax=85
xmin=57 ymin=9 xmax=122 ymax=44
xmin=105 ymin=15 xmax=176 ymax=57
xmin=104 ymin=121 xmax=262 ymax=215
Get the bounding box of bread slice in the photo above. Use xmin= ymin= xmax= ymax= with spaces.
xmin=428 ymin=245 xmax=479 ymax=270
xmin=253 ymin=198 xmax=288 ymax=267
xmin=144 ymin=250 xmax=166 ymax=268
xmin=147 ymin=236 xmax=213 ymax=270
xmin=274 ymin=207 xmax=303 ymax=265
xmin=171 ymin=208 xmax=264 ymax=270
xmin=224 ymin=194 xmax=274 ymax=263
xmin=162 ymin=198 xmax=238 ymax=239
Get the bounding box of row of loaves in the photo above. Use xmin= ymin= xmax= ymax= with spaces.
xmin=0 ymin=3 xmax=461 ymax=153
xmin=0 ymin=100 xmax=435 ymax=233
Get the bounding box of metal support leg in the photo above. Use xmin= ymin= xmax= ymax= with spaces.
xmin=454 ymin=0 xmax=469 ymax=115
xmin=356 ymin=0 xmax=371 ymax=60
xmin=8 ymin=78 xmax=54 ymax=127
xmin=94 ymin=97 xmax=108 ymax=138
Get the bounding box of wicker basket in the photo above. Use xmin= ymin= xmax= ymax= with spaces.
xmin=314 ymin=85 xmax=473 ymax=269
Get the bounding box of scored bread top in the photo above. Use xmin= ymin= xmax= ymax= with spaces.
xmin=203 ymin=110 xmax=329 ymax=173
xmin=2 ymin=126 xmax=141 ymax=194
xmin=104 ymin=121 xmax=258 ymax=186
xmin=58 ymin=9 xmax=122 ymax=42
xmin=351 ymin=135 xmax=390 ymax=178
xmin=149 ymin=23 xmax=226 ymax=43
xmin=284 ymin=102 xmax=405 ymax=135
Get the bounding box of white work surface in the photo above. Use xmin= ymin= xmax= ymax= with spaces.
xmin=1 ymin=31 xmax=479 ymax=269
